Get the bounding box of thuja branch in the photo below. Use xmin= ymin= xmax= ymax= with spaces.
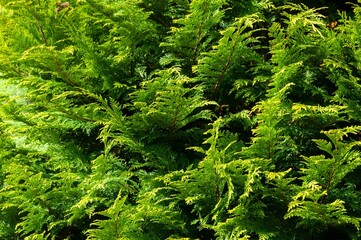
xmin=49 ymin=104 xmax=96 ymax=123
xmin=324 ymin=151 xmax=350 ymax=201
xmin=35 ymin=17 xmax=47 ymax=45
xmin=212 ymin=28 xmax=241 ymax=97
xmin=34 ymin=15 xmax=78 ymax=88
xmin=215 ymin=166 xmax=220 ymax=201
xmin=46 ymin=47 xmax=79 ymax=88
xmin=191 ymin=0 xmax=210 ymax=66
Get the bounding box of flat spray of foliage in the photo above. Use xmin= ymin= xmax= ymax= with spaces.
xmin=1 ymin=0 xmax=361 ymax=239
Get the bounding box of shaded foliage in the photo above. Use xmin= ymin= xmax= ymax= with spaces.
xmin=1 ymin=0 xmax=361 ymax=239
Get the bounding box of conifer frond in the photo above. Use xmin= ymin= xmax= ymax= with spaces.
xmin=194 ymin=14 xmax=262 ymax=101
xmin=161 ymin=0 xmax=227 ymax=69
xmin=2 ymin=1 xmax=361 ymax=239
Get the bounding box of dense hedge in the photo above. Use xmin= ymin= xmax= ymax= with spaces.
xmin=1 ymin=0 xmax=361 ymax=239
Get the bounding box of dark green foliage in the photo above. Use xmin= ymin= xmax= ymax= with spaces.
xmin=1 ymin=0 xmax=361 ymax=239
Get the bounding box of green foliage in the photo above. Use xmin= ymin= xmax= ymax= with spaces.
xmin=86 ymin=194 xmax=138 ymax=240
xmin=161 ymin=0 xmax=227 ymax=70
xmin=194 ymin=14 xmax=263 ymax=103
xmin=2 ymin=0 xmax=361 ymax=239
xmin=285 ymin=126 xmax=361 ymax=237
